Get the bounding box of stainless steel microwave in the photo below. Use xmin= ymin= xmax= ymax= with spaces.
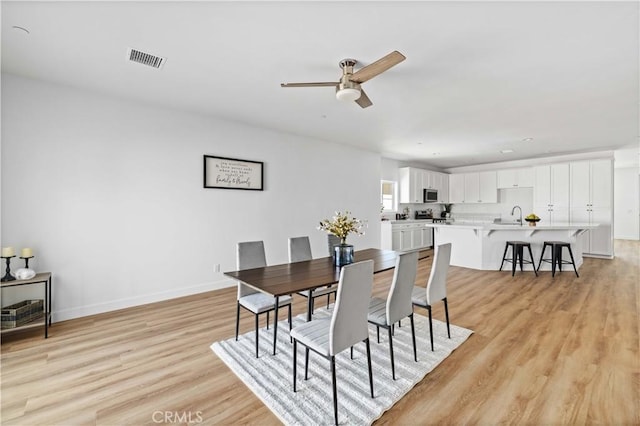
xmin=423 ymin=188 xmax=438 ymax=203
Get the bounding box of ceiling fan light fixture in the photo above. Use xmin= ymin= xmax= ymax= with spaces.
xmin=336 ymin=87 xmax=361 ymax=102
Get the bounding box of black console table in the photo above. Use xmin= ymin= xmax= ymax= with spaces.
xmin=1 ymin=272 xmax=52 ymax=338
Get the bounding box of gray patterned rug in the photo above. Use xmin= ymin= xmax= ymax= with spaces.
xmin=211 ymin=307 xmax=473 ymax=425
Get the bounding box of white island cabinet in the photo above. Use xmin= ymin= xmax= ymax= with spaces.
xmin=426 ymin=222 xmax=598 ymax=271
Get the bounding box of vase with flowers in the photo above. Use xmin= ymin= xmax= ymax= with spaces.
xmin=318 ymin=211 xmax=365 ymax=266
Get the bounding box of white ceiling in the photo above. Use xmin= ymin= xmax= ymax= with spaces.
xmin=2 ymin=1 xmax=638 ymax=169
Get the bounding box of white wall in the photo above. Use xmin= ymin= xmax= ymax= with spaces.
xmin=1 ymin=74 xmax=381 ymax=321
xmin=614 ymin=167 xmax=640 ymax=240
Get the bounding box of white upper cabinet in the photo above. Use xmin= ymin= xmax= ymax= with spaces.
xmin=533 ymin=164 xmax=570 ymax=223
xmin=497 ymin=167 xmax=534 ymax=188
xmin=449 ymin=173 xmax=465 ymax=203
xmin=478 ymin=171 xmax=498 ymax=203
xmin=449 ymin=171 xmax=497 ymax=203
xmin=399 ymin=167 xmax=449 ymax=204
xmin=399 ymin=167 xmax=423 ymax=203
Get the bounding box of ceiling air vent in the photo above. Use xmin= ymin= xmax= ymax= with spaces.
xmin=127 ymin=47 xmax=166 ymax=69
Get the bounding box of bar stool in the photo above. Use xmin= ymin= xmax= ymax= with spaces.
xmin=538 ymin=241 xmax=579 ymax=278
xmin=499 ymin=241 xmax=538 ymax=276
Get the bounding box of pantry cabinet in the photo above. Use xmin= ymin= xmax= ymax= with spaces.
xmin=570 ymin=159 xmax=613 ymax=257
xmin=533 ymin=164 xmax=570 ymax=224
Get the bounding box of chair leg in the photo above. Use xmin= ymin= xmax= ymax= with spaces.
xmin=273 ymin=296 xmax=279 ymax=356
xmin=511 ymin=245 xmax=517 ymax=277
xmin=326 ymin=293 xmax=330 ymax=309
xmin=292 ymin=339 xmax=297 ymax=392
xmin=235 ymin=302 xmax=240 ymax=341
xmin=365 ymin=338 xmax=374 ymax=398
xmin=410 ymin=314 xmax=417 ymax=362
xmin=551 ymin=245 xmax=557 ymax=277
xmin=331 ymin=356 xmax=338 ymax=426
xmin=266 ymin=311 xmax=270 ymax=330
xmin=288 ymin=304 xmax=293 ymax=344
xmin=306 ymin=294 xmax=313 ymax=322
xmin=388 ymin=327 xmax=396 ymax=380
xmin=428 ymin=306 xmax=434 ymax=351
xmin=255 ymin=313 xmax=259 ymax=358
xmin=350 ymin=346 xmax=353 ymax=359
xmin=499 ymin=243 xmax=509 ymax=271
xmin=304 ymin=347 xmax=309 ymax=380
xmin=527 ymin=245 xmax=538 ymax=276
xmin=518 ymin=245 xmax=524 ymax=272
xmin=567 ymin=245 xmax=579 ymax=278
xmin=538 ymin=244 xmax=547 ymax=272
xmin=558 ymin=246 xmax=563 ymax=272
xmin=376 ymin=326 xmax=380 ymax=344
xmin=443 ymin=298 xmax=451 ymax=339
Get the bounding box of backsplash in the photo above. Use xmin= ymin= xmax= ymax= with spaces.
xmin=385 ymin=188 xmax=533 ymax=222
xmin=449 ymin=187 xmax=534 ymax=222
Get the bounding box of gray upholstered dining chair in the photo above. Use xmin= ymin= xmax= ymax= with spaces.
xmin=290 ymin=260 xmax=375 ymax=426
xmin=411 ymin=243 xmax=452 ymax=351
xmin=235 ymin=241 xmax=292 ymax=358
xmin=367 ymin=250 xmax=419 ymax=380
xmin=288 ymin=236 xmax=336 ymax=320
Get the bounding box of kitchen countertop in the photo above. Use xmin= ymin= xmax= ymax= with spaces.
xmin=426 ymin=221 xmax=597 ymax=230
xmin=385 ymin=219 xmax=436 ymax=224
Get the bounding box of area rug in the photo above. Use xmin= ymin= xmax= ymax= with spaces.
xmin=211 ymin=307 xmax=473 ymax=425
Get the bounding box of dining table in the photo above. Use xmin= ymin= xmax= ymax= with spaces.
xmin=224 ymin=248 xmax=429 ymax=355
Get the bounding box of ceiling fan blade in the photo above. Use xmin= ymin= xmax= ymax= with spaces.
xmin=280 ymin=82 xmax=338 ymax=88
xmin=350 ymin=51 xmax=406 ymax=83
xmin=355 ymin=89 xmax=373 ymax=108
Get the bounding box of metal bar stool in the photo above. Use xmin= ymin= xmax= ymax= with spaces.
xmin=499 ymin=241 xmax=538 ymax=276
xmin=537 ymin=241 xmax=579 ymax=278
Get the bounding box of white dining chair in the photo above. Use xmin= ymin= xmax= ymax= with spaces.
xmin=367 ymin=250 xmax=419 ymax=380
xmin=290 ymin=260 xmax=375 ymax=426
xmin=235 ymin=241 xmax=292 ymax=358
xmin=411 ymin=243 xmax=452 ymax=351
xmin=288 ymin=236 xmax=336 ymax=321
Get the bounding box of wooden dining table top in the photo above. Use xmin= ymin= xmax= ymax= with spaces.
xmin=224 ymin=248 xmax=428 ymax=297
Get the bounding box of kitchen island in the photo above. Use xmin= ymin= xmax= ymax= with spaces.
xmin=426 ymin=222 xmax=598 ymax=271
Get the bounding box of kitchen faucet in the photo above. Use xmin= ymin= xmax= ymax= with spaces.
xmin=511 ymin=205 xmax=523 ymax=226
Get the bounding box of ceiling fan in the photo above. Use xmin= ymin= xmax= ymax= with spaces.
xmin=280 ymin=51 xmax=406 ymax=108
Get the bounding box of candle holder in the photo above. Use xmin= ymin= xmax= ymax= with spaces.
xmin=1 ymin=255 xmax=16 ymax=282
xmin=20 ymin=256 xmax=34 ymax=269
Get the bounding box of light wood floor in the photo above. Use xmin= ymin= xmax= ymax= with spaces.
xmin=2 ymin=240 xmax=638 ymax=425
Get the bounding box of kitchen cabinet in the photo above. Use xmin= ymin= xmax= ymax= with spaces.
xmin=570 ymin=159 xmax=613 ymax=257
xmin=399 ymin=167 xmax=423 ymax=203
xmin=432 ymin=172 xmax=449 ymax=203
xmin=399 ymin=167 xmax=449 ymax=204
xmin=381 ymin=221 xmax=433 ymax=251
xmin=497 ymin=167 xmax=534 ymax=188
xmin=449 ymin=174 xmax=465 ymax=203
xmin=533 ymin=164 xmax=570 ymax=224
xmin=449 ymin=172 xmax=497 ymax=203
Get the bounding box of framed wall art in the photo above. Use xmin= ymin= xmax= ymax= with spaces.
xmin=203 ymin=155 xmax=264 ymax=191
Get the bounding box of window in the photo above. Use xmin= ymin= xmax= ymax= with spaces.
xmin=381 ymin=180 xmax=397 ymax=212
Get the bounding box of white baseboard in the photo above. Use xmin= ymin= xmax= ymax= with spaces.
xmin=52 ymin=277 xmax=236 ymax=323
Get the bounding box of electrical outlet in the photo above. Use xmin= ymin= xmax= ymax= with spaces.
xmin=214 ymin=264 xmax=220 ymax=273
